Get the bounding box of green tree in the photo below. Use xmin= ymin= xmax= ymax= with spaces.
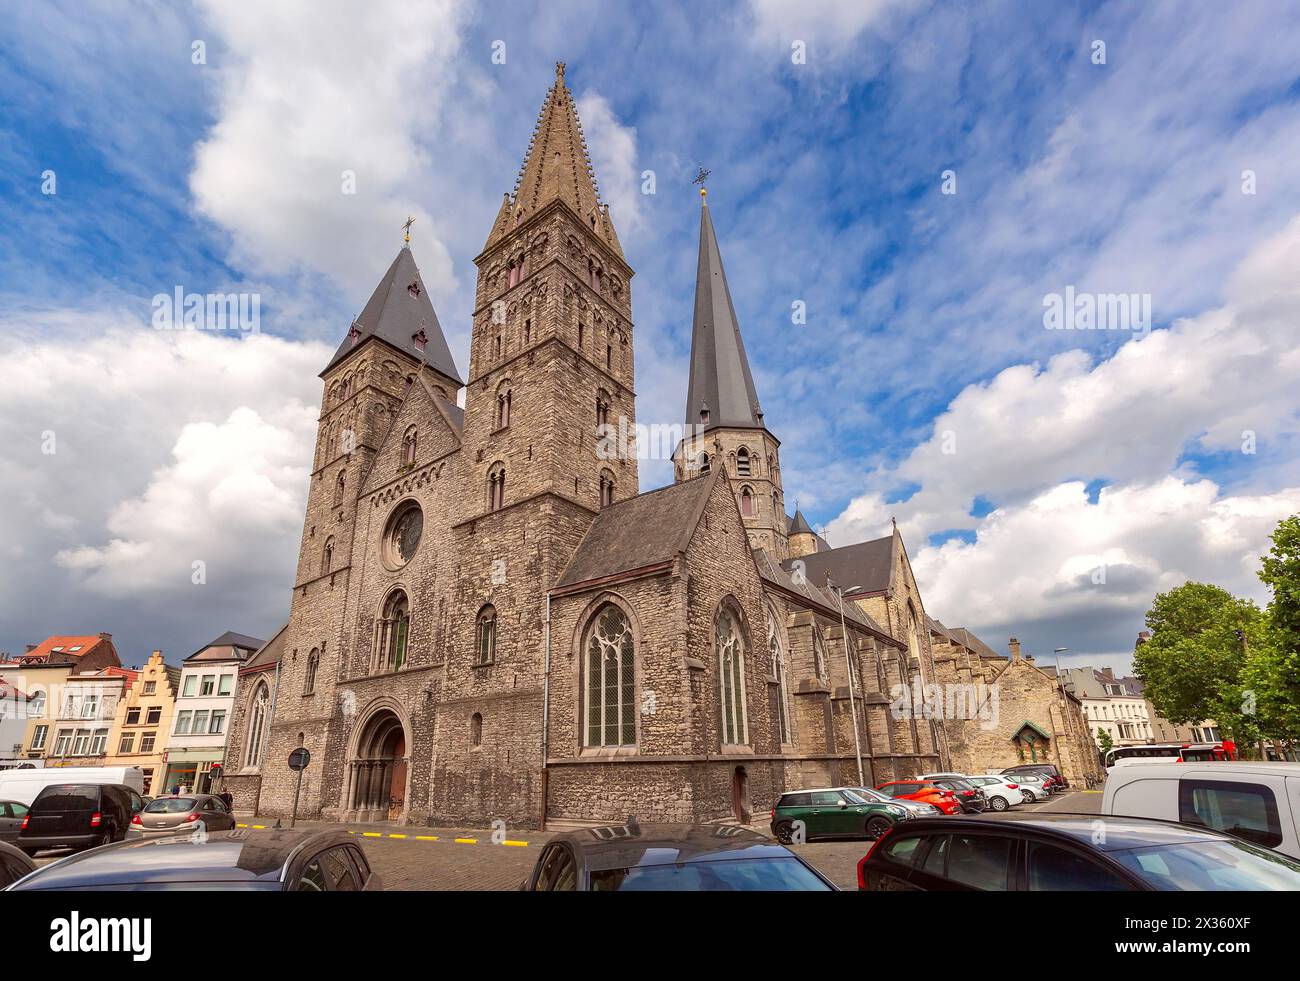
xmin=1133 ymin=582 xmax=1265 ymax=740
xmin=1096 ymin=728 xmax=1114 ymax=754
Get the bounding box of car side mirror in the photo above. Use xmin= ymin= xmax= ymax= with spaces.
xmin=838 ymin=800 xmax=848 ymax=809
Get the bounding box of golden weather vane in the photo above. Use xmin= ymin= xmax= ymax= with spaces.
xmin=403 ymin=215 xmax=416 ymax=245
xmin=693 ymin=166 xmax=711 ymax=202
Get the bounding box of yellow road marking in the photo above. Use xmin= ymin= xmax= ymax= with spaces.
xmin=241 ymin=825 xmax=524 ymax=844
xmin=455 ymin=837 xmax=477 ymax=844
xmin=361 ymin=832 xmax=383 ymax=837
xmin=387 ymin=834 xmax=407 ymax=839
xmin=414 ymin=835 xmax=439 ymax=841
xmin=503 ymin=840 xmax=529 ymax=847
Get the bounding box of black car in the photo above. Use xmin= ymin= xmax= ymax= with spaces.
xmin=17 ymin=783 xmax=145 ymax=855
xmin=6 ymin=828 xmax=381 ymax=891
xmin=1002 ymin=764 xmax=1068 ymax=791
xmin=0 ymin=841 xmax=36 ymax=887
xmin=857 ymin=814 xmax=1300 ymax=891
xmin=520 ymin=821 xmax=837 ymax=891
xmin=930 ymin=778 xmax=987 ymax=814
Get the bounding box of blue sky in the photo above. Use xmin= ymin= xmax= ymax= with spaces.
xmin=2 ymin=0 xmax=1299 ymax=672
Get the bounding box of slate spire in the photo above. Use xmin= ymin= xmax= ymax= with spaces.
xmin=684 ymin=192 xmax=765 ymax=432
xmin=321 ymin=245 xmax=464 ymax=387
xmin=484 ymin=61 xmax=623 ymax=258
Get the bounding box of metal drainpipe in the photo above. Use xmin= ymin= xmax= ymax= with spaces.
xmin=540 ymin=590 xmax=552 ymax=830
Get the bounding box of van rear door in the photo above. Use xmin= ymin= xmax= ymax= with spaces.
xmin=27 ymin=784 xmax=100 ymax=837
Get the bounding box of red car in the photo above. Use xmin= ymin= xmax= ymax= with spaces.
xmin=876 ymin=780 xmax=962 ymax=815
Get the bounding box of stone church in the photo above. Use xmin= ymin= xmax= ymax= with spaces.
xmin=223 ymin=64 xmax=1088 ymax=829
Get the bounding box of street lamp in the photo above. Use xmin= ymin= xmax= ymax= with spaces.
xmin=827 ymin=578 xmax=865 ymax=788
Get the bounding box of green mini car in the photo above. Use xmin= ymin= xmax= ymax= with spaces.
xmin=770 ymin=787 xmax=911 ymax=843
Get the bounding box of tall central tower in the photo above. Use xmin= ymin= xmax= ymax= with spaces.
xmin=462 ymin=61 xmax=638 ymax=517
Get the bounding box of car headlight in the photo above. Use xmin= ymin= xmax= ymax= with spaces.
xmin=888 ymin=806 xmax=907 ymax=818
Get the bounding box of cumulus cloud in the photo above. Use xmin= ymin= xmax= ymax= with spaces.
xmin=825 ymin=214 xmax=1300 ymax=662
xmin=189 ymin=0 xmax=470 ymax=295
xmin=576 ymin=91 xmax=644 ymax=236
xmin=0 ymin=312 xmax=328 ymax=660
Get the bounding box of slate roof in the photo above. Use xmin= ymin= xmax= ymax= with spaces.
xmin=947 ymin=627 xmax=1002 ymax=660
xmin=780 ymin=534 xmax=895 ymax=596
xmin=241 ymin=623 xmax=287 ymax=674
xmin=684 ymin=199 xmax=767 ymax=434
xmin=321 ymin=246 xmax=464 ymax=386
xmin=555 ymin=475 xmax=717 ymax=590
xmin=788 ymin=510 xmax=815 ymax=536
xmin=753 ymin=551 xmax=901 ymax=648
xmin=187 ymin=630 xmax=265 ymax=662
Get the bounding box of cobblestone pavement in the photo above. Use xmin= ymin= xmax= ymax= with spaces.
xmin=32 ymin=791 xmax=1102 ymax=887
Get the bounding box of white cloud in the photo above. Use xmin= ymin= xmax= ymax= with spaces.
xmin=576 ymin=91 xmax=644 ymax=236
xmin=189 ymin=0 xmax=470 ymax=295
xmin=746 ymin=0 xmax=924 ymax=50
xmin=0 ymin=313 xmax=328 ymax=647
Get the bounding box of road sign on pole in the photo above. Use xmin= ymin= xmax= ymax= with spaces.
xmin=288 ymin=748 xmax=311 ymax=828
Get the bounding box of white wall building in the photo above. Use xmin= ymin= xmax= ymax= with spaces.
xmin=160 ymin=631 xmax=262 ymax=793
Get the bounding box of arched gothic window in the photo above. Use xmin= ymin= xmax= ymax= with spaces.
xmin=585 ymin=604 xmax=635 ymax=747
xmin=475 ymin=605 xmax=497 ymax=665
xmin=599 ymin=469 xmax=615 ymax=509
xmin=717 ymin=607 xmax=748 ymax=745
xmin=488 ymin=463 xmax=506 ymax=512
xmin=496 ymin=383 xmax=512 ymax=429
xmin=245 ymin=681 xmax=270 ymax=769
xmin=699 ymin=452 xmax=711 ymax=476
xmin=470 ymin=713 xmax=483 ymax=748
xmin=736 ymin=447 xmax=751 ymax=477
xmin=304 ymin=649 xmax=320 ymax=695
xmin=768 ymin=607 xmax=791 ymax=744
xmin=813 ymin=631 xmax=827 ymax=681
xmin=322 ymin=536 xmax=335 ymax=575
xmin=402 ymin=427 xmax=417 ymax=465
xmin=334 ymin=470 xmax=346 ymax=505
xmin=740 ymin=486 xmax=756 ymax=517
xmin=376 ymin=590 xmax=410 ymax=672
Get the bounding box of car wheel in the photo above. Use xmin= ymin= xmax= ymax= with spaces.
xmin=773 ymin=820 xmax=795 ymax=844
xmin=866 ymin=816 xmax=892 ymax=840
xmin=989 ymin=796 xmax=1009 ymax=812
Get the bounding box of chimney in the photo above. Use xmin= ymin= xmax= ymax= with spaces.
xmin=1136 ymin=630 xmax=1151 ymax=646
xmin=25 ymin=644 xmax=36 ymax=653
xmin=1008 ymin=637 xmax=1021 ymax=661
xmin=98 ymin=632 xmax=112 ymax=641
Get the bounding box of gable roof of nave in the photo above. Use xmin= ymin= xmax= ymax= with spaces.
xmin=357 ymin=366 xmax=465 ymax=498
xmin=753 ymin=550 xmax=903 ymax=650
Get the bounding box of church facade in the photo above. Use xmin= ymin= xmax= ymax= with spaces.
xmin=223 ymin=64 xmax=1093 ymax=830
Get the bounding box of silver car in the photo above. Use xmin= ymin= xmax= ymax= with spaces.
xmin=130 ymin=794 xmax=237 ymax=837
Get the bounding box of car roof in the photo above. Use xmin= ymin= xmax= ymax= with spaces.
xmin=884 ymin=814 xmax=1230 ymax=852
xmin=779 ymin=787 xmax=860 ymax=796
xmin=1109 ymin=761 xmax=1300 ymax=777
xmin=550 ymin=823 xmax=794 ymax=871
xmin=8 ymin=828 xmax=349 ymax=889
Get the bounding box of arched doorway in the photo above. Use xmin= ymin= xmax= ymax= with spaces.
xmin=345 ymin=708 xmax=409 ymax=822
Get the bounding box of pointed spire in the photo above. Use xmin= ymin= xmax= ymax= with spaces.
xmin=321 ymin=246 xmax=464 ymax=386
xmin=789 ymin=510 xmax=815 ymax=536
xmin=487 ymin=62 xmax=623 ymax=258
xmin=684 ymin=193 xmax=765 ymax=432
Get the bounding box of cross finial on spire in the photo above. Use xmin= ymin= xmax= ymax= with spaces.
xmin=402 ymin=215 xmax=416 ymax=246
xmin=693 ymin=165 xmax=711 ymax=204
xmin=555 ymin=61 xmax=566 ymax=83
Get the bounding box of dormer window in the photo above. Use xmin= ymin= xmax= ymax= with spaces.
xmin=699 ymin=402 xmax=710 ymax=426
xmin=407 ymin=280 xmax=421 ymax=298
xmin=348 ymin=324 xmax=362 ymax=348
xmin=412 ymin=329 xmax=427 ymax=354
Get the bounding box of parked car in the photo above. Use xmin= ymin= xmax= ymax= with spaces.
xmin=1002 ymin=764 xmax=1068 ymax=791
xmin=130 ymin=794 xmax=238 ymax=838
xmin=856 ymin=814 xmax=1300 ymax=891
xmin=6 ymin=828 xmax=381 ymax=891
xmin=876 ymin=780 xmax=962 ymax=815
xmin=0 ymin=841 xmax=36 ymax=888
xmin=0 ymin=766 xmax=146 ymax=807
xmin=1102 ymin=761 xmax=1300 ymax=860
xmin=849 ymin=786 xmax=942 ymax=817
xmin=963 ymin=775 xmax=1023 ymax=811
xmin=17 ymin=783 xmax=144 ymax=856
xmin=771 ymin=788 xmax=912 ymax=843
xmin=0 ymin=800 xmax=30 ymax=843
xmin=929 ymin=778 xmax=987 ymax=814
xmin=1008 ymin=773 xmax=1051 ymax=802
xmin=520 ymin=822 xmax=836 ymax=891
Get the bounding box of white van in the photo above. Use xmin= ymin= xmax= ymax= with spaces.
xmin=1102 ymin=761 xmax=1300 ymax=860
xmin=0 ymin=765 xmax=146 ymax=806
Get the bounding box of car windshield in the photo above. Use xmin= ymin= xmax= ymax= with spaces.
xmin=1110 ymin=839 xmax=1300 ymax=891
xmin=144 ymin=798 xmax=197 ymax=813
xmin=34 ymin=785 xmax=98 ymax=809
xmin=841 ymin=790 xmax=871 ymax=804
xmin=590 ymin=857 xmax=833 ymax=891
xmin=853 ymin=788 xmax=890 ymax=802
